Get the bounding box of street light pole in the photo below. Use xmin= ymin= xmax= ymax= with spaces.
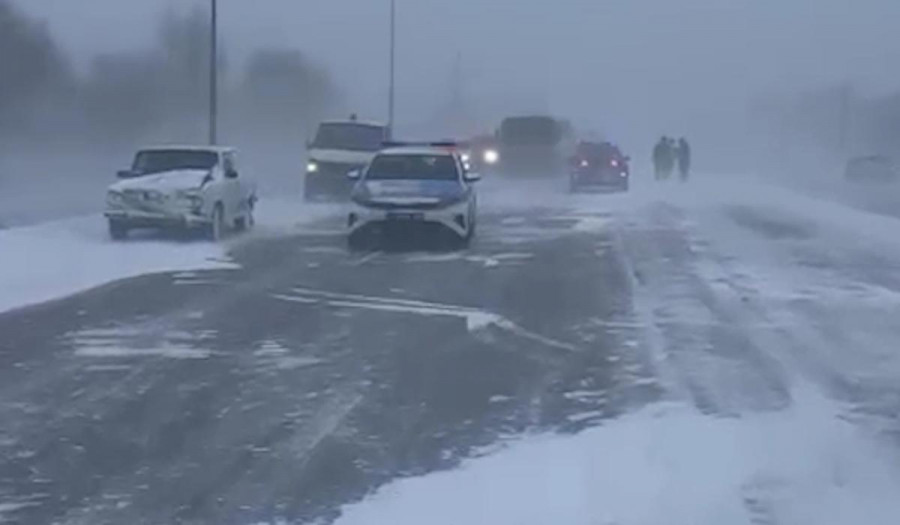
xmin=209 ymin=0 xmax=219 ymax=145
xmin=388 ymin=0 xmax=396 ymax=137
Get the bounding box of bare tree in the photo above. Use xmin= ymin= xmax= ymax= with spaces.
xmin=0 ymin=0 xmax=72 ymax=135
xmin=240 ymin=48 xmax=339 ymax=134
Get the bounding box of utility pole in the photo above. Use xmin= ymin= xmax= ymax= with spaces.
xmin=449 ymin=52 xmax=464 ymax=134
xmin=388 ymin=0 xmax=396 ymax=138
xmin=209 ymin=0 xmax=219 ymax=145
xmin=838 ymin=83 xmax=852 ymax=154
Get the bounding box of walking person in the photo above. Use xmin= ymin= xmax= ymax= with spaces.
xmin=653 ymin=136 xmax=672 ymax=181
xmin=676 ymin=137 xmax=691 ymax=181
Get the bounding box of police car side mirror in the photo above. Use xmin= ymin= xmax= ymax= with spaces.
xmin=464 ymin=171 xmax=482 ymax=183
xmin=347 ymin=169 xmax=362 ymax=180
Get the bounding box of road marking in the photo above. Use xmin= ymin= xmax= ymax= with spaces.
xmin=273 ymin=287 xmax=579 ymax=352
xmin=75 ymin=347 xmax=212 ymax=359
xmin=351 ymin=251 xmax=382 ymax=266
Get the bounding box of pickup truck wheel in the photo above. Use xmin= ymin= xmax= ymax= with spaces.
xmin=235 ymin=198 xmax=255 ymax=232
xmin=207 ymin=203 xmax=225 ymax=241
xmin=246 ymin=199 xmax=256 ymax=228
xmin=108 ymin=220 xmax=128 ymax=240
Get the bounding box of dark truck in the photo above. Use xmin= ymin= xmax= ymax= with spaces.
xmin=494 ymin=116 xmax=575 ymax=176
xmin=304 ymin=119 xmax=390 ymax=201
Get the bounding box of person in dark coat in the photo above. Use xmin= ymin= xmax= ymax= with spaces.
xmin=653 ymin=136 xmax=673 ymax=181
xmin=677 ymin=137 xmax=691 ymax=181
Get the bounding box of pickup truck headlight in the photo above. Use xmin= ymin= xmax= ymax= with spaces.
xmin=106 ymin=190 xmax=124 ymax=206
xmin=175 ymin=190 xmax=203 ymax=211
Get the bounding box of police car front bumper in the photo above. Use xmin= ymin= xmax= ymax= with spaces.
xmin=348 ymin=200 xmax=470 ymax=238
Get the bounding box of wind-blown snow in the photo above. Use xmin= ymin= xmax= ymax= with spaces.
xmin=0 ymin=198 xmax=342 ymax=314
xmin=0 ymin=216 xmax=236 ymax=314
xmin=333 ymin=386 xmax=900 ymax=525
xmin=328 ymin=176 xmax=900 ymax=525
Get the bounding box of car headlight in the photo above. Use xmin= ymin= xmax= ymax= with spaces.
xmin=461 ymin=152 xmax=471 ymax=163
xmin=483 ymin=149 xmax=499 ymax=165
xmin=307 ymin=161 xmax=319 ymax=173
xmin=140 ymin=190 xmax=164 ymax=203
xmin=106 ymin=191 xmax=124 ymax=205
xmin=176 ymin=190 xmax=203 ymax=210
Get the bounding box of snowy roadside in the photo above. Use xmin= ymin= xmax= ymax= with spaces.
xmin=320 ymin=177 xmax=900 ymax=525
xmin=0 ymin=198 xmax=342 ymax=315
xmin=332 ymin=387 xmax=900 ymax=525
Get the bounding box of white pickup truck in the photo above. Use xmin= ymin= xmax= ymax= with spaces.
xmin=104 ymin=146 xmax=257 ymax=240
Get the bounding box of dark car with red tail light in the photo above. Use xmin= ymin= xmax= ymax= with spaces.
xmin=568 ymin=141 xmax=630 ymax=192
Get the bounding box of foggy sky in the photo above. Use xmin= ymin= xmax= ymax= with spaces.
xmin=16 ymin=0 xmax=900 ymax=146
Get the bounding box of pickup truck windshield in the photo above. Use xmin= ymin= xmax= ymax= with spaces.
xmin=366 ymin=154 xmax=459 ymax=181
xmin=313 ymin=123 xmax=385 ymax=152
xmin=133 ymin=150 xmax=219 ymax=174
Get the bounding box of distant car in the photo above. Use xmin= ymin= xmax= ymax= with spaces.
xmin=305 ymin=118 xmax=390 ymax=200
xmin=347 ymin=145 xmax=480 ymax=249
xmin=569 ymin=141 xmax=630 ymax=192
xmin=105 ymin=146 xmax=257 ymax=241
xmin=844 ymin=155 xmax=898 ymax=183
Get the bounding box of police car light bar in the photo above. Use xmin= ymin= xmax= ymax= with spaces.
xmin=382 ymin=140 xmax=460 ymax=149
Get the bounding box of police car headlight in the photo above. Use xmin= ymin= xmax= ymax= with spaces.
xmin=483 ymin=149 xmax=499 ymax=165
xmin=307 ymin=161 xmax=319 ymax=173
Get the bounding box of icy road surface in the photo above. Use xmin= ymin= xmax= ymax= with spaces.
xmin=1 ymin=177 xmax=900 ymax=524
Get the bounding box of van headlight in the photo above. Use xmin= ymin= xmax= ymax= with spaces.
xmin=483 ymin=149 xmax=499 ymax=165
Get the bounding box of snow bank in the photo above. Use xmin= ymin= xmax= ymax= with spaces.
xmin=333 ymin=387 xmax=900 ymax=525
xmin=0 ymin=216 xmax=236 ymax=314
xmin=0 ymin=198 xmax=343 ymax=314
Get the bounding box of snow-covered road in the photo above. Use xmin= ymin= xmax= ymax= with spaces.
xmin=2 ymin=176 xmax=900 ymax=524
xmin=331 ymin=179 xmax=900 ymax=525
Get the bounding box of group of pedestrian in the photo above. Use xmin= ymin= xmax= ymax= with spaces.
xmin=653 ymin=136 xmax=691 ymax=181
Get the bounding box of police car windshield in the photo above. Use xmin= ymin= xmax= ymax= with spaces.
xmin=133 ymin=150 xmax=218 ymax=175
xmin=313 ymin=123 xmax=385 ymax=151
xmin=366 ymin=154 xmax=459 ymax=181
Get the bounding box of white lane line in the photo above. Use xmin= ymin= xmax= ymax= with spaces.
xmin=273 ymin=287 xmax=578 ymax=352
xmin=350 ymin=251 xmax=382 ymax=266
xmin=271 ymin=293 xmax=320 ymax=305
xmin=289 ymin=287 xmax=473 ymax=312
xmin=74 ymin=347 xmax=212 ymax=359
